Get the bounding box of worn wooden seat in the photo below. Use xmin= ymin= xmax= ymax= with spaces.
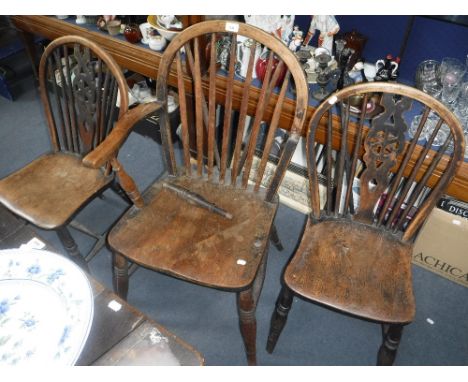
xmin=0 ymin=152 xmax=111 ymax=229
xmin=85 ymin=20 xmax=309 ymax=365
xmin=266 ymin=82 xmax=465 ymax=365
xmin=109 ymin=175 xmax=277 ymax=290
xmin=0 ymin=35 xmax=161 ymax=270
xmin=284 ymin=219 xmax=415 ymax=323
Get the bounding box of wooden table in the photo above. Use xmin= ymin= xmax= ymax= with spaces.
xmin=9 ymin=15 xmax=468 ymax=202
xmin=0 ymin=205 xmax=204 ymax=366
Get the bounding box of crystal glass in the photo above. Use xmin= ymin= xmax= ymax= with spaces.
xmin=421 ymin=112 xmax=451 ymax=148
xmin=439 ymin=57 xmax=466 ymax=105
xmin=409 ymin=114 xmax=426 ymax=140
xmin=415 ymin=60 xmax=442 ymax=98
xmin=334 ymin=39 xmax=346 ymax=61
xmin=456 ymin=80 xmax=468 ymax=118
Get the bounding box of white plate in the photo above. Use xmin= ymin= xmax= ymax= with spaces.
xmin=0 ymin=249 xmax=94 ymax=365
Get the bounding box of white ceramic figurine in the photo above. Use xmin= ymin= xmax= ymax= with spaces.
xmin=303 ymin=15 xmax=340 ymax=53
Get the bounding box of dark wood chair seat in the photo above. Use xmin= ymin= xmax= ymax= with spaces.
xmin=0 ymin=152 xmax=112 ymax=229
xmin=284 ymin=219 xmax=415 ymax=323
xmin=109 ymin=175 xmax=277 ymax=290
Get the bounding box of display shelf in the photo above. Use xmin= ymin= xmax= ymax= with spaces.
xmin=10 ymin=15 xmax=468 ymax=202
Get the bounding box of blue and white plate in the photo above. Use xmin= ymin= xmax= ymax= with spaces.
xmin=0 ymin=248 xmax=94 ymax=365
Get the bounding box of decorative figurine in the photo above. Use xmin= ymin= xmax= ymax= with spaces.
xmin=244 ymin=15 xmax=295 ymax=45
xmin=288 ymin=26 xmax=303 ymax=52
xmin=218 ymin=36 xmax=233 ymax=71
xmin=303 ymin=15 xmax=340 ymax=53
xmin=278 ymin=15 xmax=295 ymax=44
xmin=75 ymin=16 xmax=86 ymax=25
xmin=244 ymin=15 xmax=283 ymax=34
xmin=236 ymin=38 xmax=262 ymax=79
xmin=375 ymin=54 xmax=400 ymax=81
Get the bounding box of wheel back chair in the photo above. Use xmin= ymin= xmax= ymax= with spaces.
xmin=266 ymin=82 xmax=465 ymax=365
xmin=0 ymin=36 xmax=161 ymax=271
xmin=83 ymin=20 xmax=309 ymax=365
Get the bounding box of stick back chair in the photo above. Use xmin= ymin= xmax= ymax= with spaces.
xmin=85 ymin=20 xmax=308 ymax=365
xmin=266 ymin=82 xmax=465 ymax=365
xmin=0 ymin=35 xmax=159 ymax=270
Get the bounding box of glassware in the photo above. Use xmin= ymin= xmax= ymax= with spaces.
xmin=439 ymin=57 xmax=466 ymax=105
xmin=415 ymin=59 xmax=442 ymax=97
xmin=456 ymin=80 xmax=468 ymax=117
xmin=409 ymin=112 xmax=451 ymax=149
xmin=334 ymin=39 xmax=346 ymax=61
xmin=408 ymin=114 xmax=425 ymax=140
xmin=312 ymin=49 xmax=332 ymax=101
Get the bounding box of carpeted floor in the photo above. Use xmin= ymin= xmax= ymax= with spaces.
xmin=1 ymin=67 xmax=467 ymax=366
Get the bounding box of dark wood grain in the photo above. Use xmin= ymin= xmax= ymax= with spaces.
xmin=0 ymin=153 xmax=111 ymax=229
xmin=76 ymin=289 xmax=145 ymax=365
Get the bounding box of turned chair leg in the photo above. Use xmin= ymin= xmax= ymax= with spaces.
xmin=377 ymin=323 xmax=404 ymax=366
xmin=236 ymin=253 xmax=269 ymax=366
xmin=237 ymin=288 xmax=257 ymax=366
xmin=56 ymin=227 xmax=89 ymax=272
xmin=266 ymin=285 xmax=294 ymax=353
xmin=110 ymin=179 xmax=132 ymax=205
xmin=113 ymin=252 xmax=129 ymax=300
xmin=269 ymin=224 xmax=284 ymax=251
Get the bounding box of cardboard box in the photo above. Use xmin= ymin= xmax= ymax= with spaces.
xmin=412 ymin=204 xmax=468 ymax=288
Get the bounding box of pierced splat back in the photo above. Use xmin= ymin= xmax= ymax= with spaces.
xmin=39 ymin=36 xmax=129 ymax=156
xmin=155 ymin=20 xmax=308 ymax=202
xmin=307 ymin=83 xmax=465 ymax=243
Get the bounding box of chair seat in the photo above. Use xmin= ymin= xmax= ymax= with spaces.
xmin=108 ymin=175 xmax=278 ymax=290
xmin=284 ymin=219 xmax=415 ymax=323
xmin=0 ymin=152 xmax=112 ymax=229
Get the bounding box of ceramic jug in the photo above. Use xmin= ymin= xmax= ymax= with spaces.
xmin=255 ymin=49 xmax=287 ymax=87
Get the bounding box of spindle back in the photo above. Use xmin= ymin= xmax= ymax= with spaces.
xmin=39 ymin=35 xmax=129 ymax=156
xmin=307 ymin=82 xmax=465 ymax=243
xmin=155 ymin=20 xmax=308 ymax=202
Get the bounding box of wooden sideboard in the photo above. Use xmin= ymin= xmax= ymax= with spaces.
xmin=10 ymin=15 xmax=468 ymax=202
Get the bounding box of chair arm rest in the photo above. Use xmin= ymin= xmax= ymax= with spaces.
xmin=83 ymin=101 xmax=164 ymax=169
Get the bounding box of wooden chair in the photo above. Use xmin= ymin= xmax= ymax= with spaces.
xmin=0 ymin=35 xmax=160 ymax=270
xmin=266 ymin=82 xmax=465 ymax=365
xmin=84 ymin=20 xmax=309 ymax=365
